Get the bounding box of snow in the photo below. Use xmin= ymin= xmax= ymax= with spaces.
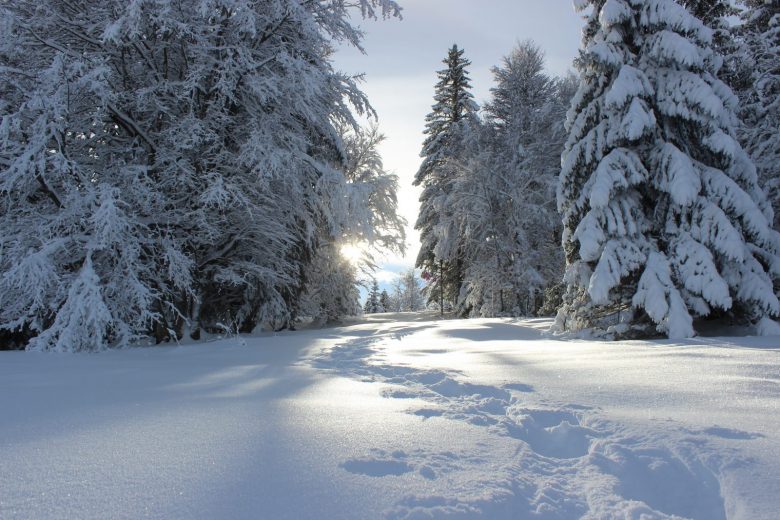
xmin=2 ymin=313 xmax=779 ymax=519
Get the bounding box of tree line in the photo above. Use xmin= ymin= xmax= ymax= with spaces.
xmin=0 ymin=0 xmax=405 ymax=351
xmin=415 ymin=0 xmax=780 ymax=337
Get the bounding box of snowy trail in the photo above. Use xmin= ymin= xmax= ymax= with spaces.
xmin=1 ymin=314 xmax=779 ymax=519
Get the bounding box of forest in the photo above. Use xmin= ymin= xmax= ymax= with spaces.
xmin=1 ymin=0 xmax=779 ymax=350
xmin=3 ymin=2 xmax=780 ymax=519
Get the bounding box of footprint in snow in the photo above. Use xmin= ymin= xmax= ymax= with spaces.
xmin=504 ymin=409 xmax=595 ymax=459
xmin=341 ymin=450 xmax=413 ymax=477
xmin=341 ymin=449 xmax=482 ymax=481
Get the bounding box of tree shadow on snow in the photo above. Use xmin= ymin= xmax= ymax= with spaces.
xmin=438 ymin=321 xmax=547 ymax=343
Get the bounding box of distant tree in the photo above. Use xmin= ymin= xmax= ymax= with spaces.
xmin=414 ymin=45 xmax=479 ymax=312
xmin=379 ymin=290 xmax=391 ymax=313
xmin=364 ymin=279 xmax=381 ymax=314
xmin=555 ymin=0 xmax=780 ymax=339
xmin=389 ymin=270 xmax=425 ymax=312
xmin=402 ymin=270 xmax=425 ymax=312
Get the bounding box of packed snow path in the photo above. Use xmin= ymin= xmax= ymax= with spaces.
xmin=1 ymin=313 xmax=779 ymax=519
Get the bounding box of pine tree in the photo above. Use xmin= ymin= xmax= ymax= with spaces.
xmin=379 ymin=290 xmax=391 ymax=313
xmin=735 ymin=0 xmax=780 ymax=230
xmin=680 ymin=0 xmax=743 ymax=88
xmin=414 ymin=45 xmax=479 ymax=313
xmin=364 ymin=279 xmax=381 ymax=314
xmin=556 ymin=0 xmax=780 ymax=339
xmin=455 ymin=42 xmax=572 ymax=317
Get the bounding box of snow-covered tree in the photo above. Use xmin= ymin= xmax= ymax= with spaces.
xmin=555 ymin=0 xmax=780 ymax=339
xmin=298 ymin=243 xmax=361 ymax=325
xmin=414 ymin=45 xmax=479 ymax=311
xmin=338 ymin=123 xmax=407 ymax=267
xmin=735 ymin=0 xmax=780 ymax=230
xmin=300 ymin=122 xmax=405 ymax=323
xmin=454 ymin=42 xmax=573 ymax=317
xmin=0 ymin=0 xmax=402 ymax=350
xmin=379 ymin=289 xmax=391 ymax=313
xmin=680 ymin=1 xmax=744 ymax=91
xmin=389 ymin=270 xmax=424 ymax=312
xmin=364 ymin=279 xmax=381 ymax=314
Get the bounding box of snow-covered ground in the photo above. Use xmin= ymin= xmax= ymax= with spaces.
xmin=1 ymin=313 xmax=778 ymax=519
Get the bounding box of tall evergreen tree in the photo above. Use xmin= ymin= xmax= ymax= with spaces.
xmin=454 ymin=42 xmax=572 ymax=317
xmin=735 ymin=0 xmax=780 ymax=229
xmin=555 ymin=0 xmax=780 ymax=339
xmin=414 ymin=45 xmax=478 ymax=312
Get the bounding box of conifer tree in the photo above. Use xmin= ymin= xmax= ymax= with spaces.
xmin=414 ymin=45 xmax=479 ymax=312
xmin=379 ymin=290 xmax=391 ymax=313
xmin=735 ymin=0 xmax=780 ymax=229
xmin=556 ymin=0 xmax=780 ymax=339
xmin=364 ymin=279 xmax=381 ymax=314
xmin=455 ymin=42 xmax=571 ymax=317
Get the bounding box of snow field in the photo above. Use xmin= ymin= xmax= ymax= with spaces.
xmin=1 ymin=313 xmax=778 ymax=519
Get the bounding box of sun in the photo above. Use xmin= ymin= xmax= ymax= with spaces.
xmin=341 ymin=244 xmax=365 ymax=265
xmin=340 ymin=243 xmax=364 ymax=265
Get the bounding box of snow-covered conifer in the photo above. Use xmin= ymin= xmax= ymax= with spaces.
xmin=735 ymin=0 xmax=780 ymax=229
xmin=364 ymin=279 xmax=381 ymax=314
xmin=414 ymin=45 xmax=479 ymax=311
xmin=379 ymin=290 xmax=391 ymax=313
xmin=556 ymin=0 xmax=780 ymax=338
xmin=455 ymin=42 xmax=572 ymax=317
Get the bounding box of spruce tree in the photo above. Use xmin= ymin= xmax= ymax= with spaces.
xmin=379 ymin=290 xmax=391 ymax=313
xmin=556 ymin=0 xmax=780 ymax=339
xmin=455 ymin=42 xmax=571 ymax=317
xmin=414 ymin=45 xmax=479 ymax=312
xmin=735 ymin=0 xmax=780 ymax=230
xmin=364 ymin=279 xmax=381 ymax=314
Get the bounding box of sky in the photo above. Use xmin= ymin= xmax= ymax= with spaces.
xmin=332 ymin=1 xmax=585 ymax=289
